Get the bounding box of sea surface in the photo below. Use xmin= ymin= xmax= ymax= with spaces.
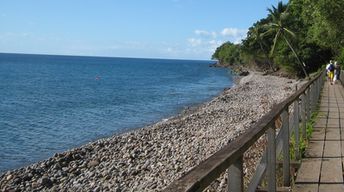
xmin=0 ymin=53 xmax=233 ymax=173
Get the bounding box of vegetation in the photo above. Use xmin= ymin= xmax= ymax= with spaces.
xmin=212 ymin=0 xmax=344 ymax=77
xmin=289 ymin=111 xmax=317 ymax=160
xmin=212 ymin=42 xmax=242 ymax=66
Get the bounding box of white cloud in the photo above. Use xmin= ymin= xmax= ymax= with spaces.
xmin=183 ymin=27 xmax=248 ymax=59
xmin=194 ymin=30 xmax=217 ymax=38
xmin=208 ymin=40 xmax=222 ymax=49
xmin=221 ymin=28 xmax=246 ymax=37
xmin=221 ymin=28 xmax=247 ymax=43
xmin=188 ymin=38 xmax=202 ymax=47
xmin=189 ymin=27 xmax=247 ymax=48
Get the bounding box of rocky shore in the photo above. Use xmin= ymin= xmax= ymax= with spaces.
xmin=0 ymin=72 xmax=304 ymax=192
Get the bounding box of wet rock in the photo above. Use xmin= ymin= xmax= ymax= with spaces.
xmin=13 ymin=177 xmax=22 ymax=185
xmin=239 ymin=70 xmax=250 ymax=76
xmin=22 ymin=174 xmax=32 ymax=182
xmin=39 ymin=176 xmax=53 ymax=188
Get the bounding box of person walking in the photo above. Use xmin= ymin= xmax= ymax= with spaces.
xmin=326 ymin=60 xmax=335 ymax=85
xmin=334 ymin=61 xmax=341 ymax=84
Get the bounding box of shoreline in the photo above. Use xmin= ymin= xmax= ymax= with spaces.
xmin=0 ymin=72 xmax=305 ymax=191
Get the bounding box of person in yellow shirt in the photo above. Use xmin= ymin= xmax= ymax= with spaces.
xmin=326 ymin=60 xmax=335 ymax=85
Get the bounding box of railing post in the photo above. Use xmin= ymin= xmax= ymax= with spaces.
xmin=228 ymin=156 xmax=243 ymax=192
xmin=267 ymin=124 xmax=276 ymax=192
xmin=315 ymin=79 xmax=319 ymax=105
xmin=316 ymin=79 xmax=319 ymax=102
xmin=294 ymin=98 xmax=300 ymax=160
xmin=307 ymin=87 xmax=311 ymax=120
xmin=301 ymin=93 xmax=307 ymax=140
xmin=311 ymin=84 xmax=315 ymax=113
xmin=309 ymin=85 xmax=313 ymax=113
xmin=313 ymin=81 xmax=316 ymax=109
xmin=319 ymin=74 xmax=324 ymax=99
xmin=318 ymin=76 xmax=322 ymax=99
xmin=281 ymin=109 xmax=290 ymax=186
xmin=317 ymin=77 xmax=320 ymax=103
xmin=313 ymin=82 xmax=316 ymax=110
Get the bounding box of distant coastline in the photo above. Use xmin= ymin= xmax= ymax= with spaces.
xmin=0 ymin=52 xmax=214 ymax=62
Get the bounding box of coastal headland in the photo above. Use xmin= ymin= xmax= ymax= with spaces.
xmin=0 ymin=72 xmax=304 ymax=191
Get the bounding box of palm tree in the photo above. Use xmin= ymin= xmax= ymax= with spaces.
xmin=265 ymin=2 xmax=308 ymax=77
xmin=251 ymin=26 xmax=275 ymax=71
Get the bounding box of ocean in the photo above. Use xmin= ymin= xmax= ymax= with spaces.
xmin=0 ymin=53 xmax=233 ymax=173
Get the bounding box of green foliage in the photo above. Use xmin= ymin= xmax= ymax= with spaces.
xmin=211 ymin=42 xmax=242 ymax=66
xmin=212 ymin=0 xmax=342 ymax=77
xmin=299 ymin=0 xmax=344 ymax=52
xmin=265 ymin=2 xmax=308 ymax=77
xmin=336 ymin=48 xmax=344 ymax=66
xmin=242 ymin=20 xmax=276 ymax=71
xmin=290 ymin=110 xmax=318 ymax=160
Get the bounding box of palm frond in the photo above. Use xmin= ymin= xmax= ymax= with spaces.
xmin=283 ymin=27 xmax=296 ymax=37
xmin=270 ymin=29 xmax=281 ymax=56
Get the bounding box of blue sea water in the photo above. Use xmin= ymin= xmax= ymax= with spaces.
xmin=0 ymin=53 xmax=233 ymax=173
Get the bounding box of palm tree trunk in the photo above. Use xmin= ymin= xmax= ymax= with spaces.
xmin=282 ymin=33 xmax=308 ymax=77
xmin=258 ymin=41 xmax=275 ymax=71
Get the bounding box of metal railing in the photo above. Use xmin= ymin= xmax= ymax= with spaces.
xmin=164 ymin=71 xmax=326 ymax=192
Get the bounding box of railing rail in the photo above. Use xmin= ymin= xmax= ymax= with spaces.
xmin=164 ymin=71 xmax=325 ymax=192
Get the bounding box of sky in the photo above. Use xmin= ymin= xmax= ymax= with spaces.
xmin=0 ymin=0 xmax=288 ymax=60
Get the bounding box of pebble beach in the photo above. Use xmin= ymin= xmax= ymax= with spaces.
xmin=0 ymin=72 xmax=304 ymax=192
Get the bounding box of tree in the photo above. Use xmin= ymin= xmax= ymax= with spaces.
xmin=212 ymin=42 xmax=241 ymax=66
xmin=265 ymin=2 xmax=308 ymax=77
xmin=212 ymin=0 xmax=340 ymax=77
xmin=241 ymin=18 xmax=276 ymax=71
xmin=297 ymin=0 xmax=344 ymax=54
xmin=250 ymin=26 xmax=275 ymax=71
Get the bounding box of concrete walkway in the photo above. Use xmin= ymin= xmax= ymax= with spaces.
xmin=294 ymin=81 xmax=344 ymax=191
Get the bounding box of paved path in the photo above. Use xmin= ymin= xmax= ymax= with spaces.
xmin=294 ymin=82 xmax=344 ymax=192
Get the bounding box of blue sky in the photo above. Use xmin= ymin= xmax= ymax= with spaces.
xmin=0 ymin=0 xmax=288 ymax=60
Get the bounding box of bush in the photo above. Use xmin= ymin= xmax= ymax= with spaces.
xmin=336 ymin=47 xmax=344 ymax=66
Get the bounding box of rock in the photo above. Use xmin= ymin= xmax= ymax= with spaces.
xmin=239 ymin=71 xmax=250 ymax=76
xmin=31 ymin=181 xmax=39 ymax=188
xmin=13 ymin=177 xmax=22 ymax=185
xmin=62 ymin=167 xmax=69 ymax=172
xmin=120 ymin=171 xmax=127 ymax=177
xmin=5 ymin=174 xmax=13 ymax=181
xmin=39 ymin=176 xmax=53 ymax=188
xmin=100 ymin=156 xmax=107 ymax=162
xmin=50 ymin=186 xmax=58 ymax=192
xmin=22 ymin=174 xmax=32 ymax=182
xmin=93 ymin=186 xmax=100 ymax=192
xmin=56 ymin=170 xmax=67 ymax=177
xmin=52 ymin=163 xmax=61 ymax=170
xmin=88 ymin=171 xmax=95 ymax=177
xmin=87 ymin=160 xmax=100 ymax=167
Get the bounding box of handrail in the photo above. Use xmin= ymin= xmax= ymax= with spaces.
xmin=164 ymin=71 xmax=325 ymax=192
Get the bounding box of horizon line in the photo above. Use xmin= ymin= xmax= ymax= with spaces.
xmin=0 ymin=52 xmax=214 ymax=62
